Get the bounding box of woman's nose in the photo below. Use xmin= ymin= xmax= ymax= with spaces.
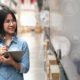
xmin=9 ymin=21 xmax=13 ymax=26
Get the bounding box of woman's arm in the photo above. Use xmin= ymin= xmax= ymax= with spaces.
xmin=12 ymin=41 xmax=30 ymax=73
xmin=19 ymin=41 xmax=30 ymax=73
xmin=12 ymin=60 xmax=20 ymax=70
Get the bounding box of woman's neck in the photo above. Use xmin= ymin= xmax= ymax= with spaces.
xmin=4 ymin=34 xmax=12 ymax=47
xmin=4 ymin=34 xmax=12 ymax=40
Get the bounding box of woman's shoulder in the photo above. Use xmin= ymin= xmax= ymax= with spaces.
xmin=17 ymin=37 xmax=28 ymax=44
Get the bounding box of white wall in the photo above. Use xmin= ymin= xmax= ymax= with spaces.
xmin=58 ymin=0 xmax=80 ymax=57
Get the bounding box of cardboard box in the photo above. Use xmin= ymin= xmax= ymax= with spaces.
xmin=48 ymin=55 xmax=57 ymax=65
xmin=50 ymin=65 xmax=60 ymax=80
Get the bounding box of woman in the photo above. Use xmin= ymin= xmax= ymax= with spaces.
xmin=0 ymin=8 xmax=29 ymax=80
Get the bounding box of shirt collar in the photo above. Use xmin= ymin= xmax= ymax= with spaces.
xmin=11 ymin=35 xmax=17 ymax=44
xmin=0 ymin=35 xmax=17 ymax=44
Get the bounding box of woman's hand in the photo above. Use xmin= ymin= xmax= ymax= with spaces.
xmin=0 ymin=54 xmax=14 ymax=65
xmin=0 ymin=46 xmax=8 ymax=55
xmin=0 ymin=54 xmax=20 ymax=70
xmin=0 ymin=46 xmax=8 ymax=63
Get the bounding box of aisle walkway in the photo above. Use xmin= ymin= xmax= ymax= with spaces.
xmin=19 ymin=32 xmax=46 ymax=80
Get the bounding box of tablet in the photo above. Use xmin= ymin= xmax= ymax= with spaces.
xmin=3 ymin=51 xmax=23 ymax=62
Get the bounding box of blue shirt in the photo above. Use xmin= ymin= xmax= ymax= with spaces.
xmin=0 ymin=36 xmax=30 ymax=80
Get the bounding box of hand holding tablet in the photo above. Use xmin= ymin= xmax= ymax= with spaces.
xmin=3 ymin=51 xmax=23 ymax=62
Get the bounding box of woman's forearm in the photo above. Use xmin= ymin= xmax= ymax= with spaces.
xmin=12 ymin=61 xmax=20 ymax=71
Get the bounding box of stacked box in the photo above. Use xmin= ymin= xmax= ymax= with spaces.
xmin=50 ymin=65 xmax=60 ymax=80
xmin=48 ymin=55 xmax=57 ymax=65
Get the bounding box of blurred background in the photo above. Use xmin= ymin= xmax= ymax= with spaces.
xmin=0 ymin=0 xmax=80 ymax=80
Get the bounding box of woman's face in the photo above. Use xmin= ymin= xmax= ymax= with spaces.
xmin=3 ymin=13 xmax=17 ymax=35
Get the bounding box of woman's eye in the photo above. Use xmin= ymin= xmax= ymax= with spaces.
xmin=5 ymin=19 xmax=16 ymax=23
xmin=5 ymin=20 xmax=10 ymax=23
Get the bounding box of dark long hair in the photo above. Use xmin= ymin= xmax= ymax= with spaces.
xmin=0 ymin=7 xmax=17 ymax=36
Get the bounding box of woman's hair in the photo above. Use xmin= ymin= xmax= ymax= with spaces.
xmin=0 ymin=7 xmax=17 ymax=36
